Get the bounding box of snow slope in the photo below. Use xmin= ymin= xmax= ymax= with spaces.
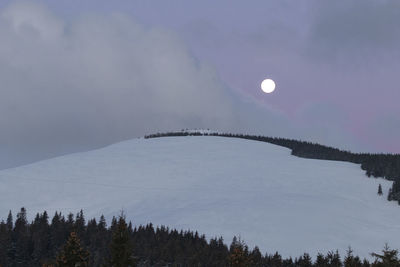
xmin=0 ymin=136 xmax=398 ymax=259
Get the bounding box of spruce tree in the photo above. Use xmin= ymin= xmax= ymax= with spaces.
xmin=315 ymin=253 xmax=329 ymax=266
xmin=378 ymin=184 xmax=383 ymax=196
xmin=5 ymin=211 xmax=14 ymax=264
xmin=6 ymin=211 xmax=12 ymax=232
xmin=326 ymin=250 xmax=342 ymax=266
xmin=388 ymin=188 xmax=393 ymax=201
xmin=56 ymin=231 xmax=90 ymax=267
xmin=107 ymin=215 xmax=136 ymax=267
xmin=344 ymin=247 xmax=362 ymax=267
xmin=296 ymin=253 xmax=313 ymax=267
xmin=31 ymin=211 xmax=51 ymax=264
xmin=14 ymin=207 xmax=29 ymax=265
xmin=229 ymin=236 xmax=251 ymax=267
xmin=371 ymin=244 xmax=400 ymax=267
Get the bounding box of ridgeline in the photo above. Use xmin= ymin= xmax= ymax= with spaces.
xmin=145 ymin=131 xmax=400 ymax=203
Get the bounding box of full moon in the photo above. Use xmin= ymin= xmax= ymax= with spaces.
xmin=261 ymin=79 xmax=276 ymax=93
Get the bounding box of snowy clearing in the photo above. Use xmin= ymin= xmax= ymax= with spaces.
xmin=0 ymin=136 xmax=398 ymax=259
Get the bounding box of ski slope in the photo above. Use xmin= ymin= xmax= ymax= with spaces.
xmin=0 ymin=136 xmax=398 ymax=258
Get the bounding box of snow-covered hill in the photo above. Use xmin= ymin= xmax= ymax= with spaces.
xmin=0 ymin=136 xmax=398 ymax=258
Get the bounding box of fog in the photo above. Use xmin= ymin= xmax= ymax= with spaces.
xmin=1 ymin=1 xmax=399 ymax=168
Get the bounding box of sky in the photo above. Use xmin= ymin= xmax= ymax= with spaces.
xmin=0 ymin=0 xmax=399 ymax=169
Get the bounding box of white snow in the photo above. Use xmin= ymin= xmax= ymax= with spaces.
xmin=0 ymin=136 xmax=398 ymax=259
xmin=179 ymin=129 xmax=216 ymax=134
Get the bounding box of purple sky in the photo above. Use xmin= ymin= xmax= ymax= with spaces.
xmin=0 ymin=0 xmax=399 ymax=168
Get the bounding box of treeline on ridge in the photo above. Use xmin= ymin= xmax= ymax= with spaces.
xmin=0 ymin=207 xmax=399 ymax=267
xmin=144 ymin=131 xmax=400 ymax=203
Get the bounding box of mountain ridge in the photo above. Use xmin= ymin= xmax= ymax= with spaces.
xmin=0 ymin=135 xmax=398 ymax=259
xmin=145 ymin=131 xmax=400 ymax=202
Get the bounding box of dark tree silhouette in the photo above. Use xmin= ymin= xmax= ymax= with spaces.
xmin=378 ymin=184 xmax=383 ymax=196
xmin=107 ymin=215 xmax=136 ymax=267
xmin=229 ymin=236 xmax=251 ymax=267
xmin=344 ymin=247 xmax=363 ymax=267
xmin=56 ymin=232 xmax=90 ymax=267
xmin=371 ymin=244 xmax=400 ymax=267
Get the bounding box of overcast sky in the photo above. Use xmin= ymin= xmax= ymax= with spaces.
xmin=0 ymin=0 xmax=399 ymax=169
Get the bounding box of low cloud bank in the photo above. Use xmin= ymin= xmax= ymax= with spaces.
xmin=0 ymin=2 xmax=239 ymax=168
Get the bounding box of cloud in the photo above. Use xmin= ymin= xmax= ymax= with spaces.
xmin=1 ymin=0 xmax=398 ymax=168
xmin=308 ymin=0 xmax=400 ymax=64
xmin=363 ymin=114 xmax=400 ymax=153
xmin=0 ymin=1 xmax=238 ymax=168
xmin=292 ymin=102 xmax=368 ymax=152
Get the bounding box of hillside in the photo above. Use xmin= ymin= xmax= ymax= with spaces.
xmin=146 ymin=131 xmax=400 ymax=200
xmin=0 ymin=136 xmax=399 ymax=259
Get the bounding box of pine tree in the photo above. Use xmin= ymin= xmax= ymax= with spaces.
xmin=326 ymin=250 xmax=342 ymax=266
xmin=249 ymin=246 xmax=263 ymax=266
xmin=371 ymin=244 xmax=400 ymax=267
xmin=31 ymin=211 xmax=51 ymax=264
xmin=4 ymin=211 xmax=14 ymax=264
xmin=56 ymin=232 xmax=90 ymax=267
xmin=75 ymin=210 xmax=86 ymax=240
xmin=6 ymin=211 xmax=12 ymax=232
xmin=388 ymin=188 xmax=393 ymax=201
xmin=14 ymin=207 xmax=29 ymax=265
xmin=344 ymin=247 xmax=362 ymax=267
xmin=107 ymin=215 xmax=136 ymax=267
xmin=229 ymin=236 xmax=251 ymax=267
xmin=362 ymin=259 xmax=371 ymax=267
xmin=315 ymin=253 xmax=329 ymax=266
xmin=378 ymin=184 xmax=383 ymax=196
xmin=296 ymin=253 xmax=312 ymax=267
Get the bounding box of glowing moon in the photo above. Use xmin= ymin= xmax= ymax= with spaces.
xmin=261 ymin=79 xmax=276 ymax=93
